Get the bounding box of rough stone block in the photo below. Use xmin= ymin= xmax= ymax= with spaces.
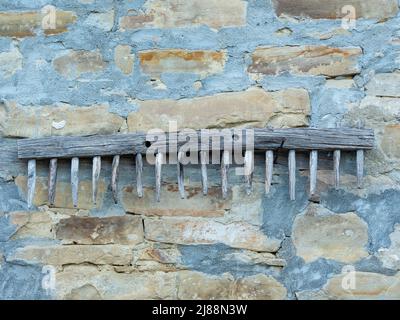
xmin=119 ymin=0 xmax=247 ymax=30
xmin=249 ymin=46 xmax=361 ymax=77
xmin=293 ymin=205 xmax=369 ymax=263
xmin=128 ymin=88 xmax=310 ymax=131
xmin=0 ymin=102 xmax=125 ymax=138
xmin=56 ymin=215 xmax=144 ymax=245
xmin=272 ymin=0 xmax=399 ymax=20
xmin=144 ymin=218 xmax=281 ymax=252
xmin=138 ymin=49 xmax=226 ymax=79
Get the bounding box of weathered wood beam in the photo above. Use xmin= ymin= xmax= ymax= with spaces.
xmin=177 ymin=151 xmax=185 ymax=199
xmin=265 ymin=150 xmax=274 ymax=194
xmin=71 ymin=157 xmax=79 ymax=208
xmin=48 ymin=158 xmax=58 ymax=206
xmin=27 ymin=159 xmax=36 ymax=209
xmin=244 ymin=150 xmax=253 ymax=195
xmin=92 ymin=156 xmax=101 ymax=205
xmin=111 ymin=155 xmax=120 ymax=204
xmin=136 ymin=153 xmax=143 ymax=198
xmin=309 ymin=150 xmax=318 ymax=196
xmin=200 ymin=151 xmax=208 ymax=196
xmin=221 ymin=150 xmax=230 ymax=199
xmin=288 ymin=150 xmax=296 ymax=201
xmin=357 ymin=149 xmax=364 ymax=189
xmin=155 ymin=153 xmax=163 ymax=202
xmin=17 ymin=128 xmax=375 ymax=160
xmin=333 ymin=150 xmax=341 ymax=190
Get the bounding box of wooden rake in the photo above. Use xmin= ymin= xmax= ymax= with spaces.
xmin=17 ymin=128 xmax=375 ymax=209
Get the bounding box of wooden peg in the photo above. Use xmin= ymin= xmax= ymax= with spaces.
xmin=27 ymin=159 xmax=36 ymax=209
xmin=71 ymin=157 xmax=79 ymax=208
xmin=288 ymin=150 xmax=296 ymax=201
xmin=309 ymin=150 xmax=318 ymax=196
xmin=265 ymin=150 xmax=274 ymax=194
xmin=48 ymin=158 xmax=58 ymax=206
xmin=357 ymin=149 xmax=364 ymax=189
xmin=244 ymin=150 xmax=254 ymax=195
xmin=200 ymin=151 xmax=208 ymax=196
xmin=221 ymin=150 xmax=230 ymax=199
xmin=333 ymin=150 xmax=341 ymax=190
xmin=111 ymin=155 xmax=120 ymax=204
xmin=177 ymin=151 xmax=185 ymax=199
xmin=92 ymin=156 xmax=101 ymax=205
xmin=155 ymin=153 xmax=163 ymax=202
xmin=136 ymin=153 xmax=143 ymax=198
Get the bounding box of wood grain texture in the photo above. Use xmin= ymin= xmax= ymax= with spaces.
xmin=333 ymin=150 xmax=341 ymax=190
xmin=177 ymin=151 xmax=185 ymax=199
xmin=48 ymin=158 xmax=58 ymax=206
xmin=221 ymin=150 xmax=230 ymax=199
xmin=0 ymin=139 xmax=25 ymax=178
xmin=71 ymin=157 xmax=79 ymax=208
xmin=27 ymin=159 xmax=36 ymax=209
xmin=136 ymin=153 xmax=143 ymax=198
xmin=265 ymin=150 xmax=274 ymax=194
xmin=155 ymin=153 xmax=163 ymax=202
xmin=111 ymin=155 xmax=120 ymax=204
xmin=17 ymin=128 xmax=375 ymax=159
xmin=357 ymin=149 xmax=364 ymax=189
xmin=244 ymin=150 xmax=254 ymax=195
xmin=200 ymin=151 xmax=208 ymax=196
xmin=92 ymin=156 xmax=101 ymax=205
xmin=288 ymin=150 xmax=296 ymax=201
xmin=309 ymin=150 xmax=318 ymax=196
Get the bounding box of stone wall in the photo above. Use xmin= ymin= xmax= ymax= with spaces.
xmin=0 ymin=0 xmax=400 ymax=300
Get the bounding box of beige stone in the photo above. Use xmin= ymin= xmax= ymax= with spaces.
xmin=15 ymin=176 xmax=106 ymax=209
xmin=136 ymin=246 xmax=183 ymax=265
xmin=8 ymin=211 xmax=58 ymax=239
xmin=272 ymin=0 xmax=399 ymax=20
xmin=144 ymin=217 xmax=281 ymax=252
xmin=225 ymin=183 xmax=264 ymax=226
xmin=377 ymin=224 xmax=400 ymax=270
xmin=65 ymin=284 xmax=101 ymax=300
xmin=366 ymin=72 xmax=400 ymax=97
xmin=381 ymin=125 xmax=400 ymax=160
xmin=119 ymin=0 xmax=247 ymax=30
xmin=0 ymin=10 xmax=76 ymax=37
xmin=56 ymin=215 xmax=144 ymax=245
xmin=122 ymin=185 xmax=229 ymax=217
xmin=223 ymin=251 xmax=286 ymax=267
xmin=298 ymin=272 xmax=400 ymax=300
xmin=128 ymin=87 xmax=310 ymax=131
xmin=248 ymin=46 xmax=361 ymax=77
xmin=115 ymin=45 xmax=134 ymax=75
xmin=55 ymin=266 xmax=176 ymax=299
xmin=0 ymin=102 xmax=125 ymax=138
xmin=138 ymin=49 xmax=226 ymax=78
xmin=292 ymin=205 xmax=369 ymax=263
xmin=53 ymin=50 xmax=106 ymax=79
xmin=0 ymin=47 xmax=23 ymax=78
xmin=7 ymin=245 xmax=133 ymax=266
xmin=177 ymin=271 xmax=233 ymax=300
xmin=234 ymin=274 xmax=287 ymax=300
xmin=177 ymin=271 xmax=286 ymax=300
